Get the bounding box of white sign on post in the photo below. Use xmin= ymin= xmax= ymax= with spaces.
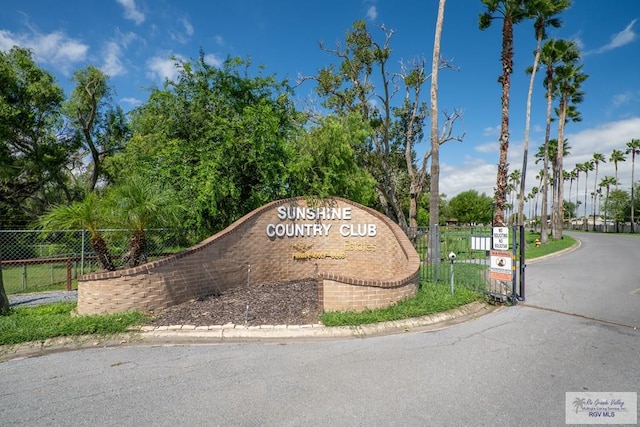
xmin=492 ymin=227 xmax=509 ymax=250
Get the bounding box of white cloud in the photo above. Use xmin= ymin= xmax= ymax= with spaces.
xmin=475 ymin=142 xmax=498 ymax=153
xmin=440 ymin=160 xmax=497 ymax=198
xmin=214 ymin=35 xmax=225 ymax=46
xmin=181 ymin=17 xmax=194 ymax=37
xmin=120 ymin=97 xmax=142 ymax=107
xmin=116 ymin=0 xmax=145 ymax=25
xmin=101 ymin=40 xmax=125 ymax=77
xmin=482 ymin=125 xmax=500 ymax=137
xmin=611 ymin=91 xmax=635 ymax=109
xmin=204 ymin=53 xmax=223 ymax=68
xmin=366 ymin=6 xmax=378 ymax=21
xmin=146 ymin=54 xmax=184 ymax=82
xmin=0 ymin=29 xmax=88 ymax=74
xmin=585 ymin=19 xmax=637 ymax=55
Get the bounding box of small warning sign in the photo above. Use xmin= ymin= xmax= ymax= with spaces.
xmin=490 ymin=250 xmax=512 ymax=281
xmin=492 ymin=227 xmax=509 ymax=250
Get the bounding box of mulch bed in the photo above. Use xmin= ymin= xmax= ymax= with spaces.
xmin=147 ymin=278 xmax=320 ymax=327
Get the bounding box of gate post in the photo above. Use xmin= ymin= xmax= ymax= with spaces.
xmin=519 ymin=225 xmax=525 ymax=300
xmin=511 ymin=225 xmax=517 ymax=304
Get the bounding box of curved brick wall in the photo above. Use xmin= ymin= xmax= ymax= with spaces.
xmin=77 ymin=197 xmax=420 ymax=315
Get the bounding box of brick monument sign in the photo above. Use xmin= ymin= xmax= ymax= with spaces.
xmin=77 ymin=197 xmax=420 ymax=315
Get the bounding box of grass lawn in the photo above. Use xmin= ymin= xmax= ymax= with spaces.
xmin=322 ymin=281 xmax=480 ymax=326
xmin=0 ymin=302 xmax=146 ymax=346
xmin=524 ymin=232 xmax=576 ymax=259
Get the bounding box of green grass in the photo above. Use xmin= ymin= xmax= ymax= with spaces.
xmin=524 ymin=232 xmax=576 ymax=259
xmin=0 ymin=302 xmax=147 ymax=346
xmin=321 ymin=281 xmax=480 ymax=327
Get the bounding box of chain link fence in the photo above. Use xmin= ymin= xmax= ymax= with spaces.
xmin=409 ymin=225 xmax=524 ymax=302
xmin=0 ymin=229 xmax=189 ymax=294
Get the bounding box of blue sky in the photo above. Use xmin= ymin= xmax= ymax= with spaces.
xmin=1 ymin=0 xmax=639 ymax=213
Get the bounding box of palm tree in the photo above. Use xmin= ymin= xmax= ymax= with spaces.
xmin=480 ymin=0 xmax=532 ymax=226
xmin=609 ymin=149 xmax=626 ymax=190
xmin=599 ymin=176 xmax=617 ymax=232
xmin=565 ymin=169 xmax=575 ymax=224
xmin=517 ymin=0 xmax=570 ymax=226
xmin=626 ymin=138 xmax=640 ymax=232
xmin=573 ymin=165 xmax=582 ymax=228
xmin=530 ymin=186 xmax=539 ymax=229
xmin=106 ymin=179 xmax=183 ymax=268
xmin=591 ymin=152 xmax=606 ymax=231
xmin=40 ymin=193 xmax=115 ymax=271
xmin=581 ymin=160 xmax=594 ymax=230
xmin=539 ymin=38 xmax=580 ymax=241
xmin=552 ymin=61 xmax=587 ymax=238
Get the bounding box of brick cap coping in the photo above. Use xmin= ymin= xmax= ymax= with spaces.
xmin=80 ymin=196 xmax=421 ymax=285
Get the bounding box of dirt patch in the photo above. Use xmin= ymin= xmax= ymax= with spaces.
xmin=147 ymin=279 xmax=320 ymax=327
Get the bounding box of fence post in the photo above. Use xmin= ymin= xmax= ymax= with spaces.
xmin=432 ymin=225 xmax=440 ymax=283
xmin=80 ymin=230 xmax=86 ymax=276
xmin=519 ymin=225 xmax=525 ymax=301
xmin=66 ymin=258 xmax=72 ymax=291
xmin=22 ymin=264 xmax=27 ymax=292
xmin=511 ymin=225 xmax=517 ymax=304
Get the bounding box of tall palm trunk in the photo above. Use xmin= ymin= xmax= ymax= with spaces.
xmin=491 ymin=16 xmax=515 ymax=226
xmin=554 ymin=107 xmax=567 ymax=239
xmin=540 ymin=69 xmax=554 ymax=243
xmin=518 ymin=19 xmax=544 ymax=226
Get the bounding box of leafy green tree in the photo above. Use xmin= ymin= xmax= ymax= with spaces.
xmin=39 ymin=192 xmax=115 ymax=271
xmin=65 ymin=65 xmax=126 ymax=192
xmin=115 ymin=54 xmax=299 ymax=238
xmin=287 ymin=114 xmax=376 ymax=204
xmin=447 ymin=190 xmax=493 ymax=225
xmin=0 ymin=47 xmax=77 ymax=228
xmin=479 ymin=0 xmax=531 ymax=226
xmin=605 ymin=189 xmax=630 ymax=232
xmin=562 ymin=199 xmax=576 ymax=220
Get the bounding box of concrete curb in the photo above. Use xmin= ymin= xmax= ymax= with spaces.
xmin=526 ymin=236 xmax=582 ymax=264
xmin=134 ymin=300 xmax=500 ymax=342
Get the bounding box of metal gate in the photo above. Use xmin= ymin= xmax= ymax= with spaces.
xmin=410 ymin=225 xmax=525 ymax=304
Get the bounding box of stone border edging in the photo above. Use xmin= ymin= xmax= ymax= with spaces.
xmin=134 ymin=300 xmax=500 ymax=340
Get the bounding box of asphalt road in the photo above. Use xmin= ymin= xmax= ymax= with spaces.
xmin=1 ymin=231 xmax=638 ymax=426
xmin=524 ymin=231 xmax=640 ymax=328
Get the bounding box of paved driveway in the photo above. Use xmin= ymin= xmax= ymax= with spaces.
xmin=524 ymin=231 xmax=640 ymax=328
